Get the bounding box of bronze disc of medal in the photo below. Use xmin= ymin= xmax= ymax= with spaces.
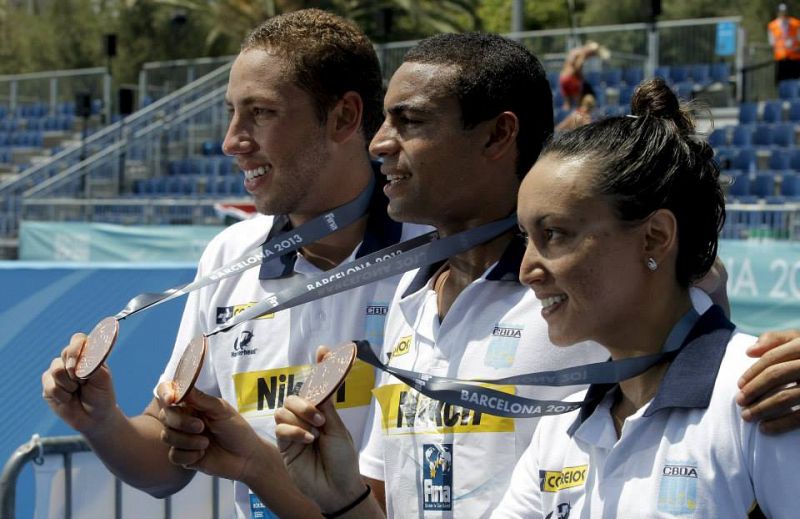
xmin=75 ymin=316 xmax=119 ymax=380
xmin=170 ymin=335 xmax=207 ymax=405
xmin=298 ymin=342 xmax=357 ymax=406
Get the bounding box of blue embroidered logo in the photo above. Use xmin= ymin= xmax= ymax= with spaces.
xmin=365 ymin=302 xmax=388 ymax=347
xmin=657 ymin=461 xmax=698 ymax=515
xmin=485 ymin=324 xmax=522 ymax=368
xmin=422 ymin=444 xmax=453 ymax=511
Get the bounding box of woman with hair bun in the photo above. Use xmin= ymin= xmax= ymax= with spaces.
xmin=497 ymin=78 xmax=800 ymax=518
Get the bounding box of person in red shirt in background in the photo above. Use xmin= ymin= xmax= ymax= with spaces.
xmin=558 ymin=40 xmax=608 ymax=110
xmin=768 ymin=3 xmax=800 ymax=84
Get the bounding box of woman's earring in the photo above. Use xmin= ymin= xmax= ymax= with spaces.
xmin=647 ymin=257 xmax=658 ymax=271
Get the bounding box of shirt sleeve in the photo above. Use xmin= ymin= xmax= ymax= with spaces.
xmin=358 ymin=391 xmax=386 ymax=481
xmin=492 ymin=422 xmax=545 ymax=519
xmin=744 ymin=412 xmax=800 ymax=517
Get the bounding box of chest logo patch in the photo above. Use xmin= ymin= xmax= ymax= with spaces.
xmin=485 ymin=324 xmax=522 ymax=368
xmin=658 ymin=461 xmax=698 ymax=515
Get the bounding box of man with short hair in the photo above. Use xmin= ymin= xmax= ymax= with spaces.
xmin=41 ymin=9 xmax=422 ymax=518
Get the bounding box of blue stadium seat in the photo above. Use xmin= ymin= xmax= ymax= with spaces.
xmin=752 ymin=172 xmax=777 ymax=197
xmin=731 ymin=125 xmax=752 ymax=147
xmin=674 ymin=81 xmax=694 ymax=100
xmin=654 ymin=66 xmax=670 ymax=81
xmin=547 ymin=71 xmax=559 ymax=89
xmin=708 ymin=128 xmax=728 ymax=147
xmin=732 ymin=147 xmax=756 ymax=170
xmin=618 ymin=85 xmax=636 ymax=107
xmin=779 ymin=79 xmax=800 ymax=99
xmin=602 ymin=68 xmax=623 ymax=87
xmin=781 ymin=172 xmax=800 ymax=197
xmin=739 ymin=102 xmax=758 ymax=124
xmin=669 ymin=65 xmax=689 ymax=83
xmin=771 ymin=123 xmax=795 ymax=147
xmin=762 ymin=101 xmax=784 ymax=123
xmin=689 ymin=64 xmax=710 ymax=84
xmin=710 ymin=63 xmax=730 ymax=83
xmin=585 ymin=70 xmax=602 ymax=87
xmin=788 ymin=100 xmax=800 ymax=121
xmin=727 ymin=171 xmax=751 ymax=197
xmin=623 ymin=68 xmax=644 ymax=86
xmin=752 ymin=124 xmax=773 ymax=147
xmin=202 ymin=140 xmax=224 ymax=155
xmin=769 ymin=149 xmax=792 ymax=170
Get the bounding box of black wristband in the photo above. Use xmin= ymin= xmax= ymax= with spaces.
xmin=321 ymin=485 xmax=372 ymax=519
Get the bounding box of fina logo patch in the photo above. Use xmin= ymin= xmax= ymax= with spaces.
xmin=422 ymin=444 xmax=452 ymax=511
xmin=485 ymin=323 xmax=522 ymax=368
xmin=539 ymin=465 xmax=588 ymax=492
xmin=657 ymin=461 xmax=698 ymax=515
xmin=390 ymin=335 xmax=412 ymax=359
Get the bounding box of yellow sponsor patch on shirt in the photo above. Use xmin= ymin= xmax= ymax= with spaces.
xmin=231 ymin=303 xmax=274 ymax=320
xmin=390 ymin=336 xmax=412 ymax=358
xmin=233 ymin=359 xmax=375 ymax=415
xmin=539 ymin=465 xmax=588 ymax=492
xmin=372 ymin=383 xmax=516 ymax=435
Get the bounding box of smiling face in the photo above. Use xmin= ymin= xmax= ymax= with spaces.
xmin=518 ymin=153 xmax=652 ymax=347
xmin=369 ymin=61 xmax=515 ymax=230
xmin=222 ymin=48 xmax=332 ymax=216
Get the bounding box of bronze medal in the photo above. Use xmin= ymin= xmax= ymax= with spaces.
xmin=298 ymin=342 xmax=357 ymax=406
xmin=170 ymin=335 xmax=207 ymax=404
xmin=75 ymin=316 xmax=119 ymax=380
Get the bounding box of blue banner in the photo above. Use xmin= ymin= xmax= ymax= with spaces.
xmin=19 ymin=221 xmax=225 ymax=262
xmin=720 ymin=239 xmax=800 ymax=334
xmin=715 ymin=21 xmax=737 ymax=57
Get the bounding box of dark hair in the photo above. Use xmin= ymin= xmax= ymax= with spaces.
xmin=403 ymin=33 xmax=554 ymax=180
xmin=542 ymin=78 xmax=724 ymax=285
xmin=242 ymin=9 xmax=384 ymax=140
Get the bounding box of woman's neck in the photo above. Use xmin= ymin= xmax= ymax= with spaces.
xmin=608 ymin=287 xmax=694 ymax=428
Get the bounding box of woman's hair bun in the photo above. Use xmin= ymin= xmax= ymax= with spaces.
xmin=631 ymin=77 xmax=694 ymax=133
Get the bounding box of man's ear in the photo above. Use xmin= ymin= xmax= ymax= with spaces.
xmin=483 ymin=111 xmax=519 ymax=161
xmin=330 ymin=91 xmax=363 ymax=144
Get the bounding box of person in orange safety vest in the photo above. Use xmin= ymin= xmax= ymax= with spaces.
xmin=768 ymin=3 xmax=800 ymax=83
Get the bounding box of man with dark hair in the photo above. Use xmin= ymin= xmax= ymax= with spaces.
xmin=41 ymin=9 xmax=422 ymax=519
xmin=351 ymin=32 xmax=606 ymax=517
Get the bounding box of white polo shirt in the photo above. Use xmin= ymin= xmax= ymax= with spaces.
xmin=160 ymin=181 xmax=427 ymax=519
xmin=358 ymin=237 xmax=608 ymax=518
xmin=495 ymin=291 xmax=800 ymax=518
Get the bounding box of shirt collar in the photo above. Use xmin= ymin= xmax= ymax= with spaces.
xmin=567 ymin=304 xmax=734 ymax=436
xmin=400 ymin=229 xmax=523 ymax=298
xmin=258 ymin=163 xmax=402 ymax=279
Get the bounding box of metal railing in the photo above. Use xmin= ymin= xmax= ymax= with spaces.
xmin=138 ymin=56 xmax=235 ymax=108
xmin=372 ymin=16 xmax=743 ymax=83
xmin=0 ymin=435 xmax=90 ymax=519
xmin=0 ymin=67 xmax=111 ymax=120
xmin=723 ymin=202 xmax=800 ymax=240
xmin=0 ymin=64 xmax=233 ymax=239
xmin=0 ymin=434 xmax=226 ymax=519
